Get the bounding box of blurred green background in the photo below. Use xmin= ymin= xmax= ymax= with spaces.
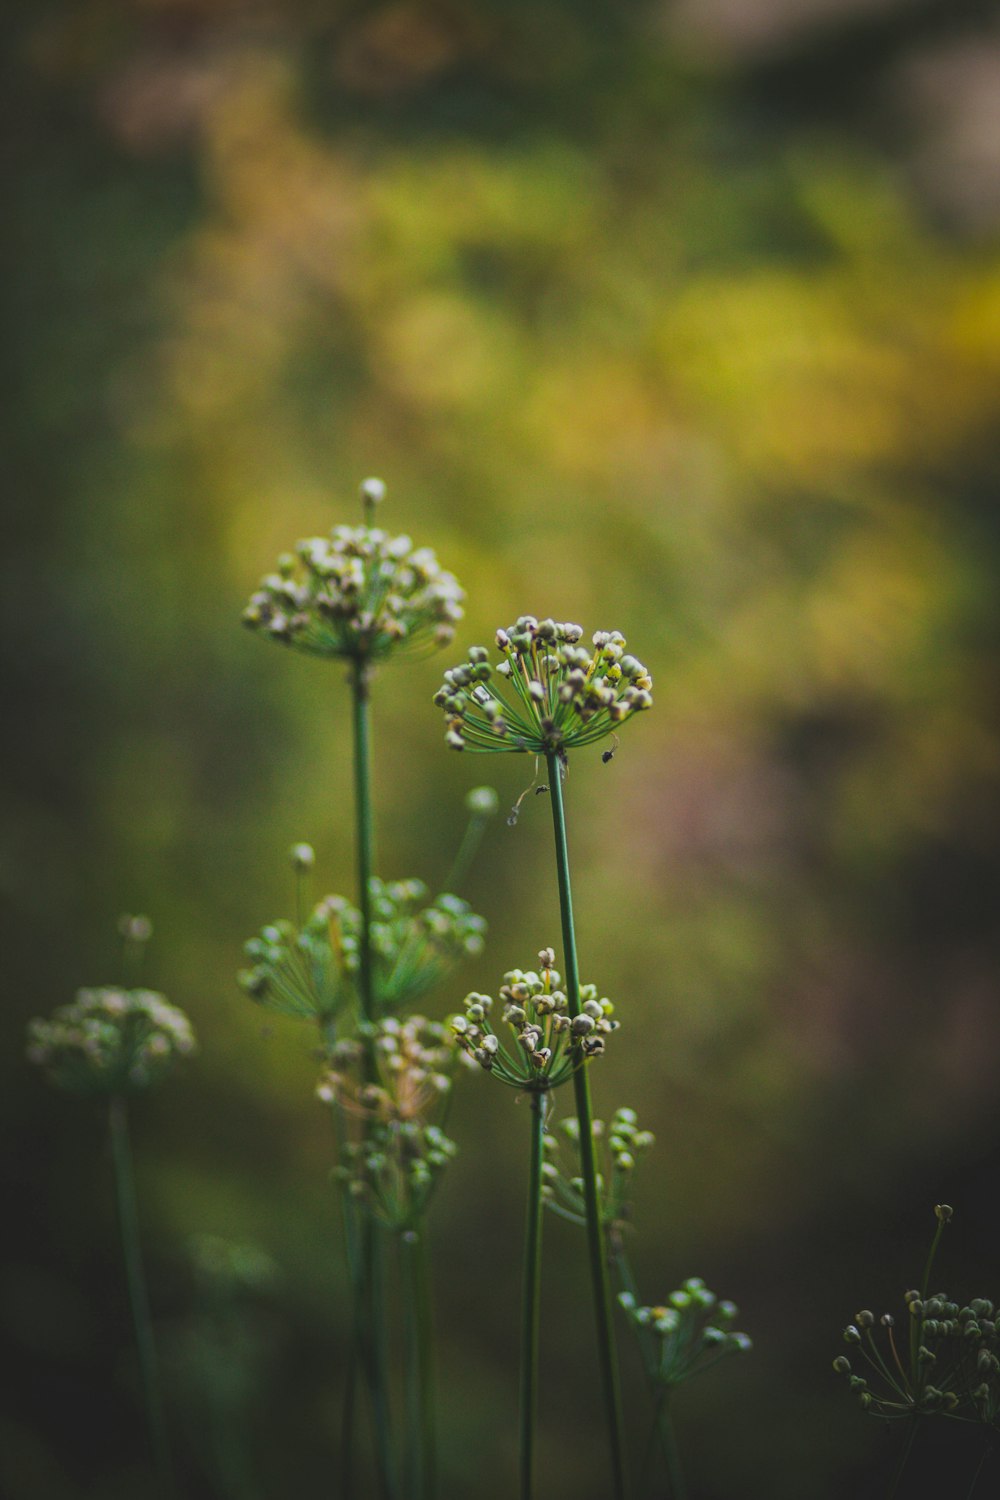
xmin=5 ymin=0 xmax=1000 ymax=1495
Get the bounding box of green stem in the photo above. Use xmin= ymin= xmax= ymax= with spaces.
xmin=520 ymin=1090 xmax=548 ymax=1500
xmin=657 ymin=1397 xmax=687 ymax=1500
xmin=401 ymin=1227 xmax=437 ymax=1500
xmin=349 ymin=657 xmax=397 ymax=1500
xmin=350 ymin=658 xmax=377 ymax=1034
xmin=442 ymin=805 xmax=490 ymax=895
xmin=886 ymin=1416 xmax=920 ymax=1500
xmin=545 ymin=751 xmax=627 ymax=1500
xmin=108 ymin=1093 xmax=173 ymax=1498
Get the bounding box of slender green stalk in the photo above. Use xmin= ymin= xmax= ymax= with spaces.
xmin=108 ymin=1093 xmax=173 ymax=1499
xmin=442 ymin=804 xmax=491 ymax=895
xmin=348 ymin=657 xmax=398 ymax=1500
xmin=350 ymin=658 xmax=377 ymax=1036
xmin=965 ymin=1441 xmax=993 ymax=1500
xmin=886 ymin=1416 xmax=920 ymax=1500
xmin=520 ymin=1089 xmax=548 ymax=1500
xmin=401 ymin=1227 xmax=437 ymax=1500
xmin=656 ymin=1397 xmax=687 ymax=1500
xmin=545 ymin=751 xmax=627 ymax=1500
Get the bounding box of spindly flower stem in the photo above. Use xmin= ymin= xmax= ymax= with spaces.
xmin=545 ymin=751 xmax=627 ymax=1500
xmin=401 ymin=1227 xmax=437 ymax=1500
xmin=349 ymin=657 xmax=397 ymax=1500
xmin=520 ymin=1089 xmax=548 ymax=1500
xmin=108 ymin=1092 xmax=173 ymax=1499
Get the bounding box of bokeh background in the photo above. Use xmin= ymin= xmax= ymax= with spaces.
xmin=5 ymin=0 xmax=1000 ymax=1495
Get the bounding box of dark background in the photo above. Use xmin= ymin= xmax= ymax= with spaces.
xmin=4 ymin=1 xmax=1000 ymax=1495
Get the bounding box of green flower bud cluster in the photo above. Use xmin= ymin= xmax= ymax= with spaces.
xmin=240 ymin=880 xmax=486 ymax=1023
xmin=542 ymin=1106 xmax=655 ymax=1237
xmin=451 ymin=948 xmax=619 ymax=1090
xmin=240 ymin=896 xmax=357 ymax=1022
xmin=434 ymin=619 xmax=652 ymax=758
xmin=368 ymin=879 xmax=487 ymax=1011
xmin=242 ymin=495 xmax=464 ymax=663
xmin=318 ymin=1015 xmax=458 ymax=1232
xmin=836 ymin=1291 xmax=1000 ymax=1427
xmin=27 ymin=987 xmax=196 ymax=1095
xmin=618 ymin=1279 xmax=752 ymax=1387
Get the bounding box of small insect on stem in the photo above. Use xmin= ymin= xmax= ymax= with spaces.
xmin=602 ymin=734 xmax=620 ymax=765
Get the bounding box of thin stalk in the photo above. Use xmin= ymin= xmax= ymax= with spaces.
xmin=545 ymin=751 xmax=627 ymax=1500
xmin=442 ymin=803 xmax=491 ymax=895
xmin=350 ymin=657 xmax=377 ymax=1036
xmin=401 ymin=1227 xmax=437 ymax=1500
xmin=108 ymin=1093 xmax=173 ymax=1499
xmin=657 ymin=1396 xmax=687 ymax=1500
xmin=886 ymin=1416 xmax=920 ymax=1500
xmin=349 ymin=657 xmax=397 ymax=1500
xmin=520 ymin=1089 xmax=548 ymax=1500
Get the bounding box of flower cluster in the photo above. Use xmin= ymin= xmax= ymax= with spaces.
xmin=452 ymin=949 xmax=619 ymax=1090
xmin=435 ymin=618 xmax=652 ymax=759
xmin=240 ymin=896 xmax=357 ymax=1023
xmin=619 ymin=1279 xmax=752 ymax=1387
xmin=26 ymin=988 xmax=196 ymax=1095
xmin=543 ymin=1107 xmax=655 ymax=1242
xmin=317 ymin=1016 xmax=458 ymax=1231
xmin=242 ymin=484 xmax=464 ymax=663
xmin=240 ymin=879 xmax=486 ymax=1026
xmin=836 ymin=1292 xmax=1000 ymax=1428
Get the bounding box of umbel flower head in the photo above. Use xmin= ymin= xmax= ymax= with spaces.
xmin=434 ymin=618 xmax=652 ymax=760
xmin=27 ymin=988 xmax=196 ymax=1096
xmin=240 ymin=875 xmax=486 ymax=1025
xmin=543 ymin=1106 xmax=655 ymax=1243
xmin=452 ymin=948 xmax=620 ymax=1091
xmin=835 ymin=1209 xmax=1000 ymax=1429
xmin=619 ymin=1279 xmax=752 ymax=1387
xmin=317 ymin=1015 xmax=458 ymax=1232
xmin=242 ymin=478 xmax=464 ymax=663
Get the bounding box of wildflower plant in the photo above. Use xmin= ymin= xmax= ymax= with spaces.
xmin=26 ymin=920 xmax=193 ymax=1497
xmin=452 ymin=950 xmax=619 ymax=1089
xmin=453 ymin=950 xmax=619 ymax=1500
xmin=435 ymin=619 xmax=652 ymax=760
xmin=241 ymin=480 xmax=470 ymax=1500
xmin=542 ymin=1107 xmax=655 ymax=1240
xmin=318 ymin=1016 xmax=459 ymax=1234
xmin=240 ymin=870 xmax=486 ymax=1036
xmin=439 ymin=617 xmax=653 ymax=1500
xmin=27 ymin=986 xmax=195 ymax=1096
xmin=835 ymin=1205 xmax=999 ymax=1497
xmin=243 ymin=479 xmax=464 ymax=663
xmin=542 ymin=1107 xmax=749 ymax=1497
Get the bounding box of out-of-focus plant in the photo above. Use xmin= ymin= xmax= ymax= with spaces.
xmin=544 ymin=1109 xmax=750 ymax=1499
xmin=26 ymin=917 xmax=195 ymax=1500
xmin=835 ymin=1205 xmax=999 ymax=1498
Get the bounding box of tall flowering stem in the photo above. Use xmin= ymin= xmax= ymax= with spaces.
xmin=546 ymin=757 xmax=628 ymax=1500
xmin=27 ymin=973 xmax=194 ymax=1499
xmin=521 ymin=1088 xmax=548 ymax=1500
xmin=454 ymin=954 xmax=620 ymax=1500
xmin=109 ymin=1092 xmax=173 ymax=1499
xmin=244 ymin=479 xmax=466 ymax=1499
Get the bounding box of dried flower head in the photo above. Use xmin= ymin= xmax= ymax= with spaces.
xmin=434 ymin=619 xmax=652 ymax=760
xmin=27 ymin=988 xmax=196 ymax=1095
xmin=242 ymin=482 xmax=463 ymax=663
xmin=619 ymin=1279 xmax=752 ymax=1387
xmin=317 ymin=1015 xmax=458 ymax=1231
xmin=451 ymin=948 xmax=620 ymax=1090
xmin=543 ymin=1106 xmax=655 ymax=1242
xmin=240 ymin=879 xmax=486 ymax=1025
